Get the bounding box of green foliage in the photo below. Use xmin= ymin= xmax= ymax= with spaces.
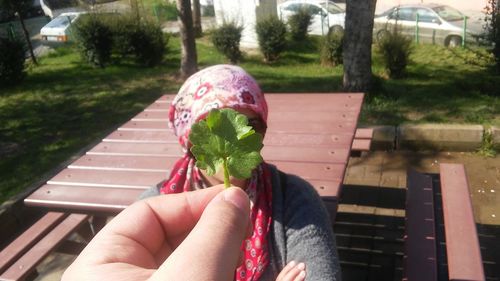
xmin=0 ymin=0 xmax=32 ymax=14
xmin=477 ymin=130 xmax=497 ymax=157
xmin=211 ymin=22 xmax=243 ymax=64
xmin=0 ymin=36 xmax=26 ymax=87
xmin=320 ymin=29 xmax=344 ymax=66
xmin=189 ymin=109 xmax=264 ymax=187
xmin=255 ymin=15 xmax=287 ymax=63
xmin=288 ymin=8 xmax=312 ymax=41
xmin=484 ymin=0 xmax=500 ymax=71
xmin=108 ymin=15 xmax=167 ymax=66
xmin=75 ymin=14 xmax=167 ymax=67
xmin=130 ymin=20 xmax=167 ymax=66
xmin=74 ymin=15 xmax=113 ymax=67
xmin=376 ymin=29 xmax=413 ymax=78
xmin=152 ymin=1 xmax=177 ymax=21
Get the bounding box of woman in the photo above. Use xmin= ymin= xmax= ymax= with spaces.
xmin=140 ymin=64 xmax=341 ymax=281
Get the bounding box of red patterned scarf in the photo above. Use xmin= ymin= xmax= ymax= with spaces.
xmin=159 ymin=65 xmax=272 ymax=280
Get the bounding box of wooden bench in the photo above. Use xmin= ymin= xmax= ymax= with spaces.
xmin=0 ymin=212 xmax=90 ymax=281
xmin=351 ymin=128 xmax=373 ymax=157
xmin=25 ymin=93 xmax=366 ymax=224
xmin=403 ymin=164 xmax=485 ymax=281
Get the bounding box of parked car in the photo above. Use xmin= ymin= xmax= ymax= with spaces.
xmin=278 ymin=0 xmax=345 ymax=36
xmin=40 ymin=11 xmax=85 ymax=43
xmin=373 ymin=4 xmax=484 ymax=47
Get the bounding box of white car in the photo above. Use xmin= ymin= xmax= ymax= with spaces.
xmin=40 ymin=12 xmax=85 ymax=43
xmin=278 ymin=0 xmax=345 ymax=36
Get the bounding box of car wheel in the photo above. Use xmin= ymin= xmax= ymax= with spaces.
xmin=446 ymin=36 xmax=461 ymax=48
xmin=376 ymin=29 xmax=390 ymax=42
xmin=328 ymin=25 xmax=343 ymax=35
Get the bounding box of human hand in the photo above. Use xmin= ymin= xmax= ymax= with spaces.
xmin=276 ymin=261 xmax=306 ymax=281
xmin=62 ymin=186 xmax=250 ymax=281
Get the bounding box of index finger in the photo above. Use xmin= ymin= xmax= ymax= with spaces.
xmin=80 ymin=186 xmax=225 ymax=266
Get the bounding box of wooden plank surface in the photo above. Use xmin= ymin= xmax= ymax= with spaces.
xmin=439 ymin=163 xmax=485 ymax=281
xmin=0 ymin=212 xmax=66 ymax=273
xmin=119 ymin=119 xmax=357 ymax=134
xmin=24 ymin=185 xmax=144 ymax=213
xmin=25 ymin=93 xmax=364 ymax=214
xmin=0 ymin=214 xmax=89 ymax=281
xmin=403 ymin=169 xmax=437 ymax=281
xmin=354 ymin=128 xmax=374 ymax=139
xmin=105 ymin=131 xmax=354 ymax=147
xmin=87 ymin=142 xmax=350 ymax=164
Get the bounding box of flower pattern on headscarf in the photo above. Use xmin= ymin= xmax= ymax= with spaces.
xmin=160 ymin=65 xmax=272 ymax=281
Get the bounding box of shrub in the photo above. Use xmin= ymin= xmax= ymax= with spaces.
xmin=255 ymin=16 xmax=287 ymax=62
xmin=288 ymin=8 xmax=312 ymax=41
xmin=377 ymin=30 xmax=413 ymax=78
xmin=129 ymin=20 xmax=167 ymax=66
xmin=320 ymin=28 xmax=344 ymax=66
xmin=211 ymin=22 xmax=243 ymax=63
xmin=152 ymin=2 xmax=177 ymax=22
xmin=0 ymin=36 xmax=26 ymax=87
xmin=74 ymin=15 xmax=113 ymax=68
xmin=107 ymin=15 xmax=167 ymax=66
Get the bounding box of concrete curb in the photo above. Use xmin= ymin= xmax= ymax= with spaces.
xmin=362 ymin=124 xmax=494 ymax=152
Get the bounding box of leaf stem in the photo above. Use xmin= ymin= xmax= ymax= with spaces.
xmin=223 ymin=158 xmax=230 ymax=188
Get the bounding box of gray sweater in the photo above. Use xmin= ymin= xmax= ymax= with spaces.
xmin=139 ymin=165 xmax=341 ymax=280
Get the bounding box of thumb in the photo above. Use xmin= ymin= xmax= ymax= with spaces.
xmin=151 ymin=187 xmax=251 ymax=281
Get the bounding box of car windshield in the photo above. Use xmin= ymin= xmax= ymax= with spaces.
xmin=45 ymin=14 xmax=77 ymax=28
xmin=320 ymin=2 xmax=344 ymax=14
xmin=432 ymin=6 xmax=464 ymax=21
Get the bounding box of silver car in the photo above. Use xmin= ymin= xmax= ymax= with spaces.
xmin=278 ymin=0 xmax=345 ymax=35
xmin=373 ymin=4 xmax=484 ymax=47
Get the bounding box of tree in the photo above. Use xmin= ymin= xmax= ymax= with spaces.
xmin=0 ymin=0 xmax=38 ymax=65
xmin=342 ymin=0 xmax=377 ymax=92
xmin=192 ymin=0 xmax=202 ymax=37
xmin=485 ymin=0 xmax=500 ymax=71
xmin=177 ymin=0 xmax=198 ymax=79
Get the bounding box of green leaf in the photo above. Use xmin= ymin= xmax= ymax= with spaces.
xmin=189 ymin=108 xmax=264 ymax=187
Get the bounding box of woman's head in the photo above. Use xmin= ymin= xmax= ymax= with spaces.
xmin=169 ymin=65 xmax=268 ymax=147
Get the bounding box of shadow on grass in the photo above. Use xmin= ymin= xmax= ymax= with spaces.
xmin=0 ymin=54 xmax=180 ymax=202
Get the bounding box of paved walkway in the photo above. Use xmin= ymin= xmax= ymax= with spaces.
xmin=31 ymin=151 xmax=499 ymax=280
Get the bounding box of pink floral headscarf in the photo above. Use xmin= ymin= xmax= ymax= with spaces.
xmin=160 ymin=65 xmax=272 ymax=281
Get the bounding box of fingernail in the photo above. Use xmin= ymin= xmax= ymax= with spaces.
xmin=297 ymin=262 xmax=306 ymax=270
xmin=288 ymin=260 xmax=296 ymax=267
xmin=222 ymin=187 xmax=250 ymax=213
xmin=299 ymin=270 xmax=306 ymax=278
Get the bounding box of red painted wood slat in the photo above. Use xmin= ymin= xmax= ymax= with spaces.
xmin=119 ymin=119 xmax=357 ymax=134
xmin=440 ymin=164 xmax=485 ymax=281
xmin=354 ymin=128 xmax=374 ymax=139
xmin=47 ymin=169 xmax=166 ymax=189
xmin=24 ymin=181 xmax=340 ymax=215
xmin=0 ymin=214 xmax=89 ymax=281
xmin=0 ymin=213 xmax=66 ymax=273
xmin=105 ymin=130 xmax=354 ymax=147
xmin=24 ymin=185 xmax=143 ymax=214
xmin=88 ymin=142 xmax=350 ymax=164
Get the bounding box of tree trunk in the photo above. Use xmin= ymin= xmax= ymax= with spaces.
xmin=192 ymin=0 xmax=202 ymax=37
xmin=18 ymin=14 xmax=37 ymax=65
xmin=342 ymin=0 xmax=377 ymax=92
xmin=177 ymin=0 xmax=198 ymax=79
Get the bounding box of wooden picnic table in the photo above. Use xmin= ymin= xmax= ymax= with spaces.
xmin=24 ymin=93 xmax=365 ymax=217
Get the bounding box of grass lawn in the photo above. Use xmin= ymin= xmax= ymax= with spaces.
xmin=0 ymin=34 xmax=498 ymax=203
